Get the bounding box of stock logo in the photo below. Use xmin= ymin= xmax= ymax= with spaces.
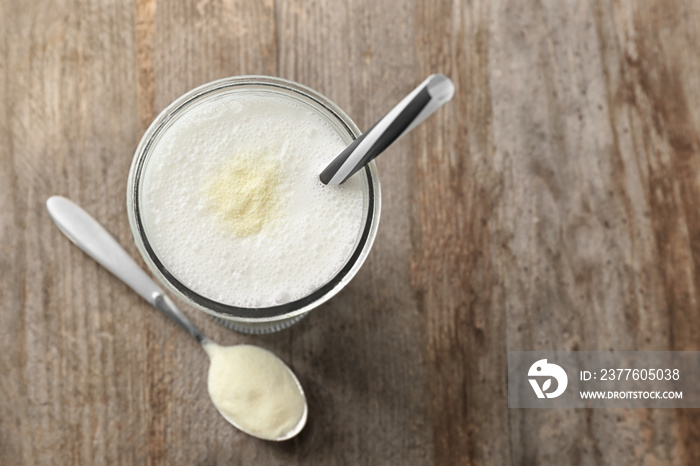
xmin=528 ymin=359 xmax=568 ymax=399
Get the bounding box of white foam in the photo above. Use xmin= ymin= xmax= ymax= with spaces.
xmin=141 ymin=90 xmax=366 ymax=308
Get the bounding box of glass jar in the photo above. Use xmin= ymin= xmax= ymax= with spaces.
xmin=127 ymin=76 xmax=381 ymax=333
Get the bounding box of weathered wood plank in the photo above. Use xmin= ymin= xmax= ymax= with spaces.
xmin=411 ymin=1 xmax=508 ymax=464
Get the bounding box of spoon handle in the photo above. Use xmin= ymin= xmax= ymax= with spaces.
xmin=46 ymin=196 xmax=208 ymax=344
xmin=320 ymin=74 xmax=454 ymax=185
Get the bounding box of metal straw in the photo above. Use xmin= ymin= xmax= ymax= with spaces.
xmin=320 ymin=74 xmax=454 ymax=185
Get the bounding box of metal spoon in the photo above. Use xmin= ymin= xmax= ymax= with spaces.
xmin=45 ymin=195 xmax=308 ymax=441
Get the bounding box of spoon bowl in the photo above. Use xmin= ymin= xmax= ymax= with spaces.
xmin=206 ymin=342 xmax=309 ymax=441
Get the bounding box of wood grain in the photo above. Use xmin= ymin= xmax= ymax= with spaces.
xmin=2 ymin=0 xmax=700 ymax=464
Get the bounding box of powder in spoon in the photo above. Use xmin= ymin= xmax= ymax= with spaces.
xmin=204 ymin=343 xmax=306 ymax=439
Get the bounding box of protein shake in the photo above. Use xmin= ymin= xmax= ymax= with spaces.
xmin=128 ymin=78 xmax=380 ymax=329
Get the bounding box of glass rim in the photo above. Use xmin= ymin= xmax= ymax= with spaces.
xmin=126 ymin=76 xmax=381 ymax=324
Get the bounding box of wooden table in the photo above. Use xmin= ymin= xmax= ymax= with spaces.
xmin=2 ymin=1 xmax=700 ymax=464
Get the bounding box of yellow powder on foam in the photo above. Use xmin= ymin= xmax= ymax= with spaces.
xmin=203 ymin=152 xmax=282 ymax=237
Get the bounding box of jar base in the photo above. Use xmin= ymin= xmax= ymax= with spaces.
xmin=210 ymin=312 xmax=308 ymax=334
